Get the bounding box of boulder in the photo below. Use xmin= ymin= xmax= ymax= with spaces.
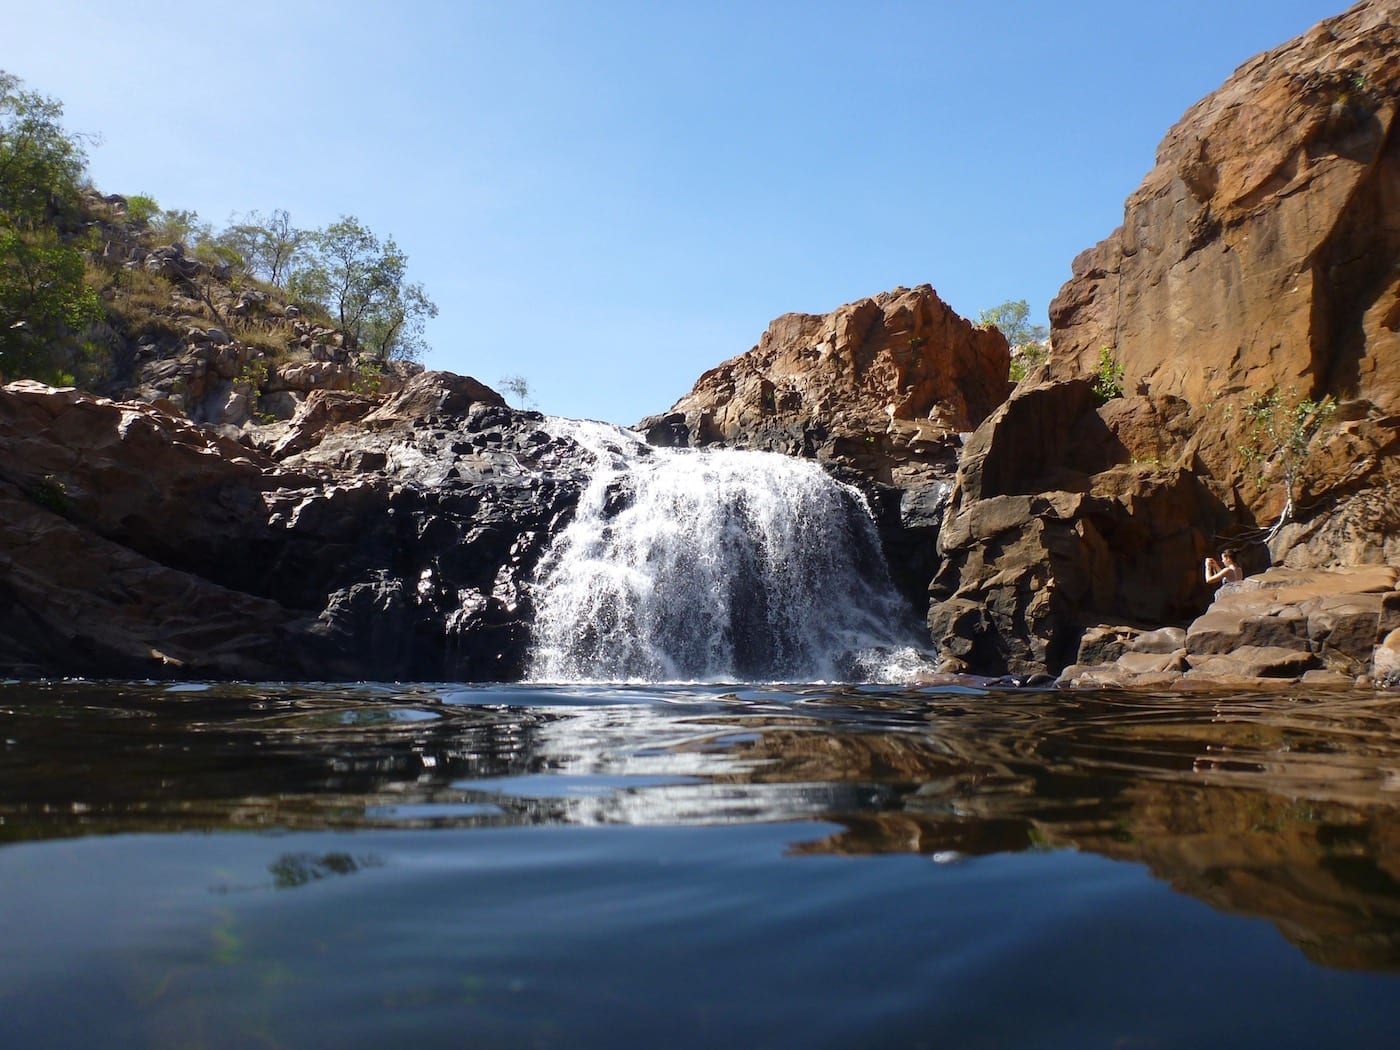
xmin=1186 ymin=566 xmax=1398 ymax=673
xmin=1060 ymin=566 xmax=1400 ymax=686
xmin=927 ymin=377 xmax=1231 ymax=674
xmin=1183 ymin=645 xmax=1320 ymax=680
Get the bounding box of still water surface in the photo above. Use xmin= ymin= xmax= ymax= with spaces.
xmin=2 ymin=680 xmax=1398 ymax=1048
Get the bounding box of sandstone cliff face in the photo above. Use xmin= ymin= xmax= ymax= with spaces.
xmin=640 ymin=284 xmax=1008 ymax=483
xmin=1052 ymin=0 xmax=1400 ymax=407
xmin=0 ymin=373 xmax=591 ymax=680
xmin=918 ymin=0 xmax=1400 ymax=675
xmin=1049 ymin=0 xmax=1400 ymax=531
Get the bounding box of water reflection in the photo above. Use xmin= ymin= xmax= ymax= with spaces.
xmin=1 ymin=681 xmax=1398 ymax=969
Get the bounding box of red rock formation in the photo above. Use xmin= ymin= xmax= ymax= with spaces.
xmin=919 ymin=0 xmax=1400 ymax=676
xmin=1051 ymin=0 xmax=1400 ymax=414
xmin=1047 ymin=0 xmax=1400 ymax=554
xmin=927 ymin=378 xmax=1232 ymax=674
xmin=640 ymin=284 xmax=1009 ymax=487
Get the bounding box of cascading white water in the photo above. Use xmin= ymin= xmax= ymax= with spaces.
xmin=527 ymin=419 xmax=934 ymax=683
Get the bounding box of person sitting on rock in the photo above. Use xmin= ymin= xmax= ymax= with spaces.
xmin=1204 ymin=548 xmax=1243 ymax=586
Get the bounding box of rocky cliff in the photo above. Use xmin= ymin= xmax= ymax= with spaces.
xmin=925 ymin=0 xmax=1400 ymax=674
xmin=7 ymin=4 xmax=1400 ymax=685
xmin=73 ymin=193 xmax=423 ymax=430
xmin=1047 ymin=0 xmax=1400 ymax=547
xmin=0 ymin=372 xmax=591 ymax=679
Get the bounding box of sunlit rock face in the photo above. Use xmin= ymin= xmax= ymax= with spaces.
xmin=1047 ymin=0 xmax=1400 ymax=533
xmin=1051 ymin=0 xmax=1400 ymax=408
xmin=0 ymin=372 xmax=591 ymax=679
xmin=926 ymin=378 xmax=1232 ymax=675
xmin=639 ymin=284 xmax=1009 ymax=471
xmin=921 ymin=0 xmax=1400 ymax=675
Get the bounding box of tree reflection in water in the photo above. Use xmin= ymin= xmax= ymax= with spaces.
xmin=1 ymin=681 xmax=1398 ymax=970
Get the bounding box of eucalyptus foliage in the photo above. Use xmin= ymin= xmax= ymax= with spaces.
xmin=289 ymin=215 xmax=437 ymax=363
xmin=0 ymin=71 xmax=100 ymax=382
xmin=1233 ymin=387 xmax=1337 ymax=539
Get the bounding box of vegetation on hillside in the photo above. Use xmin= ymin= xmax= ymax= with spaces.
xmin=978 ymin=299 xmax=1048 ymax=382
xmin=0 ymin=70 xmax=436 ymax=392
xmin=1231 ymin=388 xmax=1338 ymax=541
xmin=0 ymin=71 xmax=102 ymax=384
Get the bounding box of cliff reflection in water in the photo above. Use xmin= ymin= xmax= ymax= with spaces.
xmin=1 ymin=681 xmax=1398 ymax=970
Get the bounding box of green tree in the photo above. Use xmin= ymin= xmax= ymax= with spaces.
xmin=980 ymin=299 xmax=1049 ymax=382
xmin=977 ymin=299 xmax=1047 ymax=349
xmin=122 ymin=193 xmax=160 ymax=227
xmin=499 ymin=374 xmax=534 ymax=408
xmin=1091 ymin=346 xmax=1124 ymax=401
xmin=0 ymin=72 xmax=100 ymax=382
xmin=0 ymin=71 xmax=87 ymax=226
xmin=148 ymin=207 xmax=209 ymax=247
xmin=289 ymin=215 xmax=436 ymax=362
xmin=218 ymin=208 xmax=303 ymax=285
xmin=361 ymin=279 xmax=436 ymax=363
xmin=1233 ymin=388 xmax=1338 ymax=542
xmin=0 ymin=226 xmax=102 ymax=381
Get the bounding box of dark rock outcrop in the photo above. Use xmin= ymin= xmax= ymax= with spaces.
xmin=925 ymin=378 xmax=1232 ymax=674
xmin=0 ymin=372 xmax=592 ymax=680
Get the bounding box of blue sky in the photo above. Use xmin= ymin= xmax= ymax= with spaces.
xmin=9 ymin=0 xmax=1348 ymax=424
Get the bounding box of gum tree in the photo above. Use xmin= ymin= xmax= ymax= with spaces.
xmin=0 ymin=71 xmax=101 ymax=382
xmin=289 ymin=215 xmax=436 ymax=362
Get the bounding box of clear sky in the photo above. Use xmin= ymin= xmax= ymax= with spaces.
xmin=7 ymin=0 xmax=1349 ymax=425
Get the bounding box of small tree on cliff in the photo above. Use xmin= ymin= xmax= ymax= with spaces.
xmin=978 ymin=299 xmax=1046 ymax=347
xmin=289 ymin=215 xmax=436 ymax=363
xmin=0 ymin=71 xmax=86 ymax=223
xmin=218 ymin=208 xmax=303 ymax=286
xmin=1232 ymin=388 xmax=1337 ymax=542
xmin=499 ymin=374 xmax=534 ymax=408
xmin=979 ymin=299 xmax=1048 ymax=380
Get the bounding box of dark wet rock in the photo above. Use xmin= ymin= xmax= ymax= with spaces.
xmin=0 ymin=373 xmax=593 ymax=680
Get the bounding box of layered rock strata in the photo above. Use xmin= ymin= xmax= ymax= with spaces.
xmin=1060 ymin=565 xmax=1400 ymax=688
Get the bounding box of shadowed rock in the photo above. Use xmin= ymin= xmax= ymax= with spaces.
xmin=0 ymin=373 xmax=592 ymax=680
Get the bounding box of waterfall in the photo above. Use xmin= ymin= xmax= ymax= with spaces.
xmin=527 ymin=419 xmax=933 ymax=683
